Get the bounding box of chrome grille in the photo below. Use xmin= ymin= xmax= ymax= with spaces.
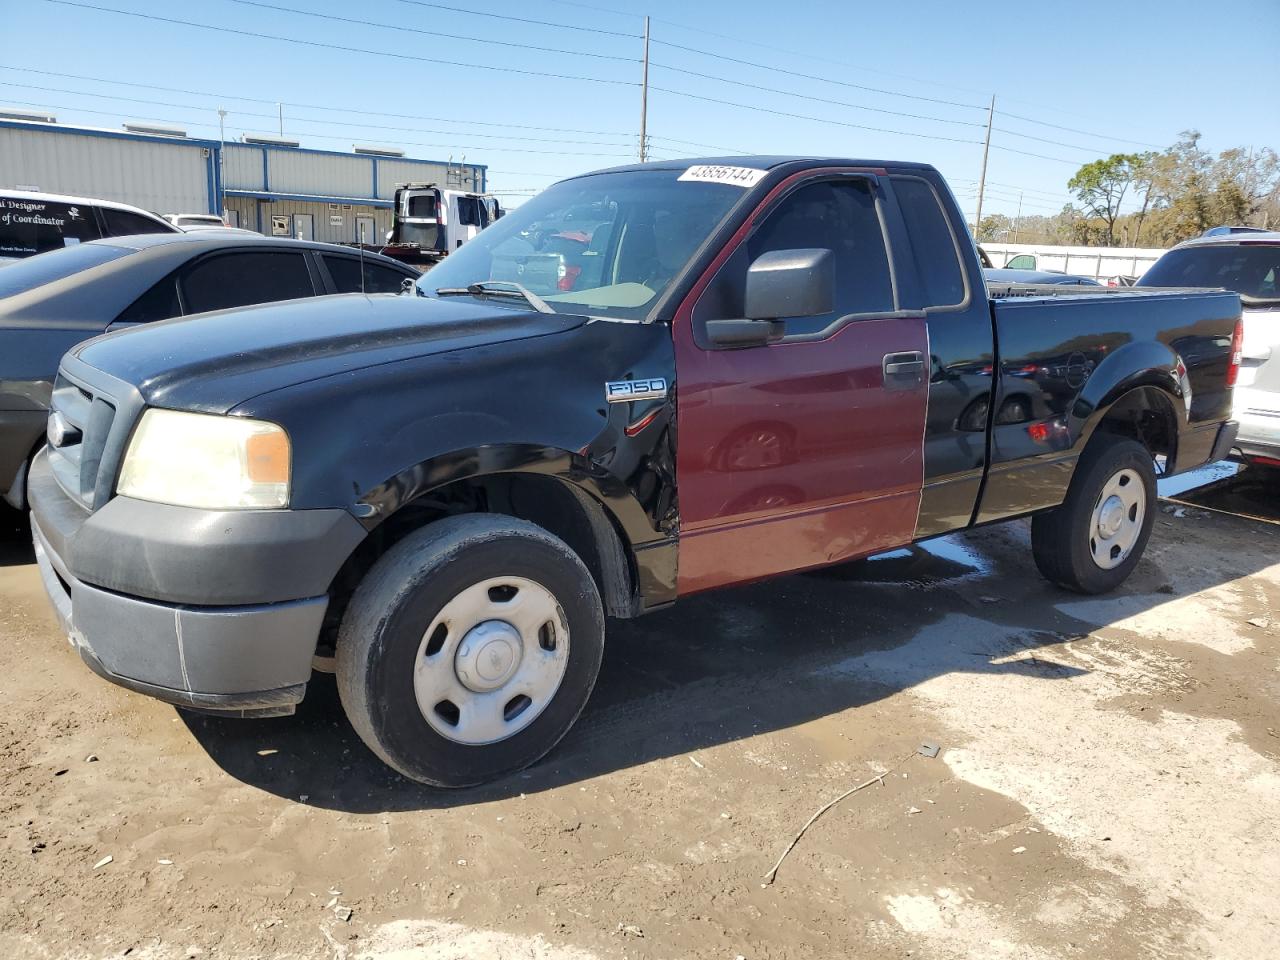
xmin=47 ymin=373 xmax=117 ymax=508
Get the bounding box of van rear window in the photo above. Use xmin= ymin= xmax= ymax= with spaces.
xmin=0 ymin=197 xmax=102 ymax=257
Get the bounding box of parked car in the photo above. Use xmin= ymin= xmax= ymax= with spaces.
xmin=1 ymin=189 xmax=177 ymax=263
xmin=28 ymin=157 xmax=1240 ymax=788
xmin=163 ymin=213 xmax=227 ymax=229
xmin=1139 ymin=231 xmax=1280 ymax=468
xmin=1 ymin=233 xmax=420 ymax=509
xmin=984 ymin=268 xmax=1102 ymax=286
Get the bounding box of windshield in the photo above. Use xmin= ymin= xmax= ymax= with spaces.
xmin=1140 ymin=243 xmax=1280 ymax=305
xmin=420 ymin=169 xmax=750 ymax=319
xmin=0 ymin=242 xmax=131 ymax=298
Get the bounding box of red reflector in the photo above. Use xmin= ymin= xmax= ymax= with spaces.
xmin=1251 ymin=454 xmax=1280 ymax=468
xmin=1027 ymin=422 xmax=1050 ymax=442
xmin=624 ymin=408 xmax=660 ymax=437
xmin=1226 ymin=318 xmax=1244 ymax=388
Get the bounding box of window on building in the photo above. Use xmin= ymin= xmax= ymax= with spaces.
xmin=180 ymin=251 xmax=315 ymax=313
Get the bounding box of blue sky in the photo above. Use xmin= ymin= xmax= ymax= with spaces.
xmin=4 ymin=0 xmax=1277 ymax=219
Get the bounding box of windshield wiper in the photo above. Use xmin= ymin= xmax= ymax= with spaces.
xmin=434 ymin=281 xmax=554 ymax=314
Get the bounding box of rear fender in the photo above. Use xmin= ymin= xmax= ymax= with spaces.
xmin=1072 ymin=339 xmax=1187 ymax=449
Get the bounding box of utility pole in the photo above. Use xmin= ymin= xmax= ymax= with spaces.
xmin=277 ymin=102 xmax=283 ymax=137
xmin=638 ymin=15 xmax=650 ymax=162
xmin=217 ymin=107 xmax=227 ymax=222
xmin=973 ymin=95 xmax=994 ymax=238
xmin=1011 ymin=190 xmax=1023 ymax=244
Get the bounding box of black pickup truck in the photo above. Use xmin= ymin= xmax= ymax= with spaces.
xmin=29 ymin=157 xmax=1241 ymax=787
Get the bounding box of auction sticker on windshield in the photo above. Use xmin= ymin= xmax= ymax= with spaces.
xmin=678 ymin=165 xmax=767 ymax=188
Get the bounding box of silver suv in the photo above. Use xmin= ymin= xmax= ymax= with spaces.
xmin=1140 ymin=232 xmax=1280 ymax=468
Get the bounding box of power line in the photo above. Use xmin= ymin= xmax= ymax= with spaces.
xmin=387 ymin=0 xmax=638 ymax=37
xmin=997 ymin=109 xmax=1165 ymax=150
xmin=649 ymin=85 xmax=982 ymax=145
xmin=0 ymin=81 xmax=636 ymax=148
xmin=993 ymin=126 xmax=1117 ymax=155
xmin=41 ymin=0 xmax=638 ymax=87
xmin=636 ymin=10 xmax=1173 ymax=138
xmin=650 ymin=61 xmax=983 ymax=128
xmin=650 ymin=38 xmax=982 ymax=111
xmin=990 ymin=143 xmax=1081 ymax=166
xmin=0 ymin=65 xmax=635 ymax=138
xmin=649 ymin=134 xmax=748 ymax=154
xmin=2 ymin=99 xmax=638 ymax=158
xmin=221 ymin=0 xmax=637 ymax=62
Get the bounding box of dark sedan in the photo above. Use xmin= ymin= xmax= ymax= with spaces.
xmin=1 ymin=232 xmax=420 ymax=510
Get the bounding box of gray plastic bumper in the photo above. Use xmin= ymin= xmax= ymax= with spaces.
xmin=33 ymin=514 xmax=326 ymax=715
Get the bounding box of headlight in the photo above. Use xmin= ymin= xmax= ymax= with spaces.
xmin=117 ymin=409 xmax=290 ymax=509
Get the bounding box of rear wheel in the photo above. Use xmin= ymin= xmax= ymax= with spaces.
xmin=1031 ymin=434 xmax=1156 ymax=594
xmin=336 ymin=514 xmax=605 ymax=787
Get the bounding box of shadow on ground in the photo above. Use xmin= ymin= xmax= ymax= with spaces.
xmin=3 ymin=466 xmax=1266 ymax=813
xmin=180 ymin=509 xmax=1261 ymax=814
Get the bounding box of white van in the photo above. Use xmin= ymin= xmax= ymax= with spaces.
xmin=0 ymin=190 xmax=177 ymax=263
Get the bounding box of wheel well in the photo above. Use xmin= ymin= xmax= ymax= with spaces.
xmin=1093 ymin=386 xmax=1178 ymax=467
xmin=321 ymin=473 xmax=638 ymax=655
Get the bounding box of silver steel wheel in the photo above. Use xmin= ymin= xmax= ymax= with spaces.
xmin=1088 ymin=467 xmax=1145 ymax=570
xmin=413 ymin=576 xmax=570 ymax=745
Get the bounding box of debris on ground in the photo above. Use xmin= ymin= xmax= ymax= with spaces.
xmin=92 ymin=855 xmax=112 ymax=869
xmin=614 ymin=923 xmax=643 ymax=938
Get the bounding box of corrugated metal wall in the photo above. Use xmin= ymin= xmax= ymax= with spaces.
xmin=375 ymin=159 xmax=462 ymax=198
xmin=0 ymin=126 xmax=212 ymax=214
xmin=225 ymin=196 xmax=394 ymax=245
xmin=223 ymin=144 xmax=266 ymax=191
xmin=269 ymin=150 xmax=371 ymax=197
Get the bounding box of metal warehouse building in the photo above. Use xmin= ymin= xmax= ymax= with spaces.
xmin=0 ymin=116 xmax=486 ymax=245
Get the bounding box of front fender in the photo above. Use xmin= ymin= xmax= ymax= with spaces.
xmin=358 ymin=441 xmax=664 ymax=553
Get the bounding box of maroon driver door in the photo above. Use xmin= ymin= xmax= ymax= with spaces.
xmin=673 ymin=171 xmax=929 ymax=595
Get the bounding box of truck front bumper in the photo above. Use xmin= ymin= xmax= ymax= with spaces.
xmin=28 ymin=450 xmax=366 ymax=716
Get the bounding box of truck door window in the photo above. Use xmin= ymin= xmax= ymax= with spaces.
xmin=889 ymin=176 xmax=967 ymax=309
xmin=1006 ymin=254 xmax=1036 ymax=270
xmin=746 ymin=179 xmax=894 ymax=335
xmin=180 ymin=251 xmax=315 ymax=314
xmin=457 ymin=197 xmax=482 ymax=227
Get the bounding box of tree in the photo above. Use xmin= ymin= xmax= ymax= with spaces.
xmin=1068 ymin=154 xmax=1141 ymax=246
xmin=975 ymin=213 xmax=1012 ymax=242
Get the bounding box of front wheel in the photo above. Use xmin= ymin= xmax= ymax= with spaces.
xmin=1031 ymin=434 xmax=1157 ymax=594
xmin=336 ymin=514 xmax=605 ymax=787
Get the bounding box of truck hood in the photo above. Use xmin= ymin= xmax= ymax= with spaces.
xmin=72 ymin=293 xmax=586 ymax=413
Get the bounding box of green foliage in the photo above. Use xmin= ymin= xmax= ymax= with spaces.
xmin=1011 ymin=133 xmax=1279 ymax=248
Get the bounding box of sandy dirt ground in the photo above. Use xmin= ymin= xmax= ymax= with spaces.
xmin=1 ymin=468 xmax=1277 ymax=960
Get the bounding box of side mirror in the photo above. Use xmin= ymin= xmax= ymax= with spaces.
xmin=706 ymin=248 xmax=834 ymax=348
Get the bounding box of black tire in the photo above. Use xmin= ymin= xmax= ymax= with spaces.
xmin=336 ymin=514 xmax=605 ymax=787
xmin=1031 ymin=433 xmax=1156 ymax=594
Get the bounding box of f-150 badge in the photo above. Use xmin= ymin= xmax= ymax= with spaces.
xmin=605 ymin=378 xmax=668 ymax=403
